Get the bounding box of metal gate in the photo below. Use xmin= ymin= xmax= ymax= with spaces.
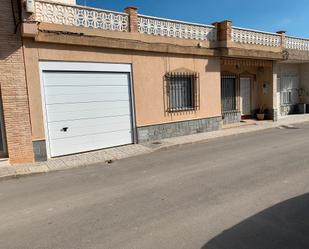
xmin=221 ymin=75 xmax=237 ymax=113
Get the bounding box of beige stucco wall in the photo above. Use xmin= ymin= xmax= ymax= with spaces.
xmin=263 ymin=66 xmax=275 ymax=110
xmin=37 ymin=23 xmax=217 ymax=51
xmin=229 ymin=42 xmax=282 ymax=54
xmin=23 ymin=40 xmax=221 ymax=141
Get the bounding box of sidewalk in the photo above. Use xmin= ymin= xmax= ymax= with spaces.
xmin=1 ymin=114 xmax=309 ymax=179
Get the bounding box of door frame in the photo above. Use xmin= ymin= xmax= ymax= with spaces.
xmin=39 ymin=61 xmax=136 ymax=158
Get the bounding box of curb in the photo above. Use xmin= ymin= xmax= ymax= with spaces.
xmin=1 ymin=118 xmax=309 ymax=180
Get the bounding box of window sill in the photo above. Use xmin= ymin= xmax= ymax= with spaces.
xmin=167 ymin=108 xmax=197 ymax=113
xmin=222 ymin=110 xmax=239 ymax=114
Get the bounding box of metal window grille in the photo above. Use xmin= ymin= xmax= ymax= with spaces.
xmin=165 ymin=72 xmax=199 ymax=112
xmin=221 ymin=75 xmax=237 ymax=113
xmin=281 ymin=91 xmax=292 ymax=105
xmin=279 ymin=76 xmax=299 ymax=105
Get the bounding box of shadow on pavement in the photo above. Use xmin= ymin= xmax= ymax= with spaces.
xmin=201 ymin=193 xmax=309 ymax=249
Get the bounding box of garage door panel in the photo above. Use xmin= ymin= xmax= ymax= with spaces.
xmin=43 ymin=72 xmax=129 ymax=86
xmin=48 ymin=115 xmax=132 ymax=140
xmin=42 ymin=68 xmax=133 ymax=157
xmin=45 ymin=93 xmax=130 ymax=105
xmin=49 ymin=130 xmax=132 ymax=157
xmin=46 ymin=102 xmax=131 ymax=122
xmin=45 ymin=85 xmax=129 ymax=96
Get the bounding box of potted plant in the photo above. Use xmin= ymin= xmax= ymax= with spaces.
xmin=256 ymin=105 xmax=265 ymax=120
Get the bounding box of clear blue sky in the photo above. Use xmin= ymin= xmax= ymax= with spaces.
xmin=76 ymin=0 xmax=309 ymax=38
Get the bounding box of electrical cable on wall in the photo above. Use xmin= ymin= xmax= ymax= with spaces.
xmin=10 ymin=0 xmax=22 ymax=34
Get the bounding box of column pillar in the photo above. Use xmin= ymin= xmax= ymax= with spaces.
xmin=272 ymin=62 xmax=279 ymax=121
xmin=125 ymin=6 xmax=138 ymax=32
xmin=212 ymin=20 xmax=233 ymax=47
xmin=276 ymin=30 xmax=286 ymax=50
xmin=0 ymin=0 xmax=34 ymax=164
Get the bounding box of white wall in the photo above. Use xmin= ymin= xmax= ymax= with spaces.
xmin=276 ymin=62 xmax=309 ymax=114
xmin=277 ymin=63 xmax=300 ymax=76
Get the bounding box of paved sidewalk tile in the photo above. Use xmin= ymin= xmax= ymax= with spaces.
xmin=1 ymin=114 xmax=309 ymax=180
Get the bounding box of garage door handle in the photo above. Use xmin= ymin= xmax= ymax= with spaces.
xmin=61 ymin=127 xmax=69 ymax=132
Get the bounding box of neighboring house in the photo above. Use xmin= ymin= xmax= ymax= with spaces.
xmin=1 ymin=0 xmax=309 ymax=164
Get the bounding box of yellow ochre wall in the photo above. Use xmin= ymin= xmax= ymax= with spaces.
xmin=23 ymin=40 xmax=221 ymax=141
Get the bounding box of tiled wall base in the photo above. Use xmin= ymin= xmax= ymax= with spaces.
xmin=137 ymin=117 xmax=223 ymax=142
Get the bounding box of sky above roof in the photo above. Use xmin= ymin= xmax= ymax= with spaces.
xmin=76 ymin=0 xmax=309 ymax=38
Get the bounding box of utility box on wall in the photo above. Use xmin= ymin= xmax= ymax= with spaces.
xmin=25 ymin=0 xmax=35 ymax=13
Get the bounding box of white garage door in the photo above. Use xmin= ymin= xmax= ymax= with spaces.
xmin=41 ymin=64 xmax=133 ymax=157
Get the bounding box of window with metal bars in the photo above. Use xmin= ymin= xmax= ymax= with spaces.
xmin=165 ymin=72 xmax=199 ymax=112
xmin=278 ymin=76 xmax=299 ymax=105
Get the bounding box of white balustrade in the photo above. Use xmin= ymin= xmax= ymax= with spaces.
xmin=35 ymin=1 xmax=309 ymax=52
xmin=35 ymin=0 xmax=129 ymax=32
xmin=285 ymin=36 xmax=309 ymax=51
xmin=138 ymin=15 xmax=217 ymax=42
xmin=232 ymin=27 xmax=281 ymax=47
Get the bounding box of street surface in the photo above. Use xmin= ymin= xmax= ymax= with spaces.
xmin=1 ymin=123 xmax=309 ymax=249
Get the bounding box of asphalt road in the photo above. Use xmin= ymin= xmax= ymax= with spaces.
xmin=1 ymin=123 xmax=309 ymax=249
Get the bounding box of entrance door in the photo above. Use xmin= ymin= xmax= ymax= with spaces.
xmin=240 ymin=77 xmax=251 ymax=116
